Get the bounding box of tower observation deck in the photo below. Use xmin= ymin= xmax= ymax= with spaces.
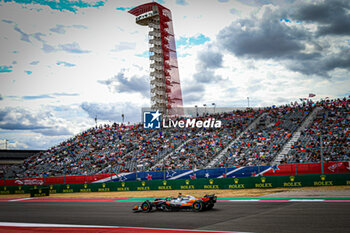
xmin=129 ymin=2 xmax=183 ymax=116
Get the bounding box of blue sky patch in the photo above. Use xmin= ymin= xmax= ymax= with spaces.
xmin=53 ymin=92 xmax=79 ymax=97
xmin=178 ymin=53 xmax=190 ymax=58
xmin=116 ymin=6 xmax=133 ymax=11
xmin=155 ymin=0 xmax=165 ymax=4
xmin=42 ymin=43 xmax=56 ymax=53
xmin=176 ymin=0 xmax=188 ymax=6
xmin=24 ymin=70 xmax=32 ymax=75
xmin=3 ymin=0 xmax=106 ymax=13
xmin=176 ymin=34 xmax=210 ymax=47
xmin=50 ymin=24 xmax=66 ymax=34
xmin=135 ymin=51 xmax=149 ymax=58
xmin=0 ymin=65 xmax=13 ymax=73
xmin=56 ymin=61 xmax=76 ymax=67
xmin=22 ymin=94 xmax=53 ymax=100
xmin=280 ymin=18 xmax=291 ymax=23
xmin=2 ymin=19 xmax=13 ymax=24
xmin=30 ymin=61 xmax=39 ymax=65
xmin=58 ymin=42 xmax=90 ymax=53
xmin=21 ymin=93 xmax=78 ymax=100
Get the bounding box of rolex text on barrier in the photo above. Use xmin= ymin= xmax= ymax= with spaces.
xmin=1 ymin=173 xmax=349 ymax=194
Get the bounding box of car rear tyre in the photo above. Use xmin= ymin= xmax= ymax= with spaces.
xmin=141 ymin=200 xmax=152 ymax=212
xmin=192 ymin=201 xmax=203 ymax=212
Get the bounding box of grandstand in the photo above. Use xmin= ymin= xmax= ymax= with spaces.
xmin=281 ymin=98 xmax=349 ymax=164
xmin=0 ymin=150 xmax=42 ymax=179
xmin=3 ymin=97 xmax=349 ymax=179
xmin=216 ymin=104 xmax=313 ymax=168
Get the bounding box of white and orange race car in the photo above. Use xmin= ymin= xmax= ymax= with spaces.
xmin=132 ymin=193 xmax=217 ymax=212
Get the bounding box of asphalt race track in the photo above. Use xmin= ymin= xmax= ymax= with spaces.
xmin=0 ymin=201 xmax=349 ymax=233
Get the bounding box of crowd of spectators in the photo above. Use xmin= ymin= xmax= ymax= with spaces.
xmin=281 ymin=98 xmax=350 ymax=164
xmin=216 ymin=104 xmax=312 ymax=168
xmin=154 ymin=109 xmax=263 ymax=170
xmin=6 ymin=123 xmax=185 ymax=178
xmin=4 ymin=97 xmax=349 ymax=178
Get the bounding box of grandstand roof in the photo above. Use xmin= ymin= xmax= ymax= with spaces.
xmin=0 ymin=150 xmax=42 ymax=159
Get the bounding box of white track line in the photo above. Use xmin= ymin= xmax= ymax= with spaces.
xmin=289 ymin=199 xmax=325 ymax=202
xmin=228 ymin=200 xmax=260 ymax=202
xmin=9 ymin=198 xmax=32 ymax=202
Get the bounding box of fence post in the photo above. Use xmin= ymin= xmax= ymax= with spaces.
xmin=295 ymin=163 xmax=297 ymax=175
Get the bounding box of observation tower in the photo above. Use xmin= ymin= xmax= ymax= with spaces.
xmin=129 ymin=2 xmax=183 ymax=116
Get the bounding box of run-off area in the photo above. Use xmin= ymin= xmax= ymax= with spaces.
xmin=0 ymin=201 xmax=349 ymax=233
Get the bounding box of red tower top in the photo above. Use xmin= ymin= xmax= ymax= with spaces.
xmin=129 ymin=2 xmax=183 ymax=116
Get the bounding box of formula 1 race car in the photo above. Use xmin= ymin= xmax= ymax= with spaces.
xmin=132 ymin=193 xmax=217 ymax=212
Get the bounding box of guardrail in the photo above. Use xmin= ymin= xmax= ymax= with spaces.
xmin=1 ymin=173 xmax=349 ymax=195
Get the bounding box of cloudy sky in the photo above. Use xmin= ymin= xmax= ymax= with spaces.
xmin=0 ymin=0 xmax=349 ymax=150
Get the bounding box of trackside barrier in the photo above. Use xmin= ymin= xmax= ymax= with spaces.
xmin=2 ymin=162 xmax=349 ymax=186
xmin=1 ymin=173 xmax=349 ymax=195
xmin=30 ymin=187 xmax=50 ymax=197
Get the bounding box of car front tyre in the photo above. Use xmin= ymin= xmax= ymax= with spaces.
xmin=141 ymin=200 xmax=152 ymax=212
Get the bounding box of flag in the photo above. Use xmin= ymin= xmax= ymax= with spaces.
xmin=271 ymin=164 xmax=280 ymax=173
xmin=309 ymin=93 xmax=316 ymax=98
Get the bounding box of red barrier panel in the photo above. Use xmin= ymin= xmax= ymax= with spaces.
xmin=44 ymin=176 xmax=65 ymax=185
xmin=23 ymin=178 xmax=44 ymax=185
xmin=324 ymin=162 xmax=350 ymax=174
xmin=264 ymin=162 xmax=350 ymax=176
xmin=88 ymin=174 xmax=111 ymax=183
xmin=296 ymin=163 xmax=322 ymax=174
xmin=65 ymin=175 xmax=87 ymax=184
xmin=339 ymin=162 xmax=350 ymax=173
xmin=325 ymin=162 xmax=338 ymax=174
xmin=5 ymin=179 xmax=24 ymax=186
xmin=264 ymin=164 xmax=296 ymax=176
